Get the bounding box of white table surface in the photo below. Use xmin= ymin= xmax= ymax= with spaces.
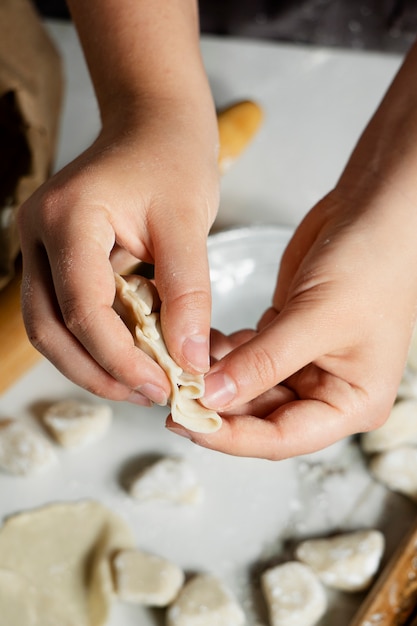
xmin=1 ymin=21 xmax=415 ymax=626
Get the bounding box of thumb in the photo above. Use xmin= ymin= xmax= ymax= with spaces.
xmin=201 ymin=303 xmax=344 ymax=410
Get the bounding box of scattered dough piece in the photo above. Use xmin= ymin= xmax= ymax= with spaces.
xmin=129 ymin=457 xmax=203 ymax=504
xmin=361 ymin=399 xmax=417 ymax=454
xmin=42 ymin=399 xmax=112 ymax=448
xmin=0 ymin=419 xmax=56 ymax=476
xmin=114 ymin=274 xmax=221 ymax=434
xmin=261 ymin=561 xmax=327 ymax=626
xmin=0 ymin=500 xmax=135 ymax=626
xmin=166 ymin=573 xmax=245 ymax=626
xmin=295 ymin=530 xmax=385 ymax=592
xmin=113 ymin=548 xmax=184 ymax=606
xmin=369 ymin=446 xmax=417 ymax=502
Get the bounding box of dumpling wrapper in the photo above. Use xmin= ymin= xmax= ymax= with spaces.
xmin=114 ymin=274 xmax=221 ymax=434
xmin=0 ymin=500 xmax=135 ymax=626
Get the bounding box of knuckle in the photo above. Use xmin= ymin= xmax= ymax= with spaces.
xmin=61 ymin=298 xmax=97 ymax=338
xmin=246 ymin=343 xmax=280 ymax=389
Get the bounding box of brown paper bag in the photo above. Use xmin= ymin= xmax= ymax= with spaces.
xmin=0 ymin=0 xmax=63 ymax=289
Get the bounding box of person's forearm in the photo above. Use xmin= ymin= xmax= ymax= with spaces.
xmin=67 ymin=0 xmax=213 ymax=125
xmin=338 ymin=40 xmax=417 ymax=209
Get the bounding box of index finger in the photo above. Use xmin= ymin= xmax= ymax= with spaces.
xmin=35 ymin=210 xmax=171 ymax=402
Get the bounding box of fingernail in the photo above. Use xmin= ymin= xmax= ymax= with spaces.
xmin=203 ymin=371 xmax=237 ymax=409
xmin=166 ymin=425 xmax=193 ymax=440
xmin=127 ymin=391 xmax=153 ymax=407
xmin=182 ymin=335 xmax=210 ymax=372
xmin=136 ymin=383 xmax=168 ymax=406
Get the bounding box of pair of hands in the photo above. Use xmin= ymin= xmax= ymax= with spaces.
xmin=18 ymin=110 xmax=417 ymax=460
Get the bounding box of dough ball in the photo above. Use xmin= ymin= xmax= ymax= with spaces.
xmin=261 ymin=561 xmax=327 ymax=626
xmin=129 ymin=457 xmax=203 ymax=505
xmin=295 ymin=530 xmax=385 ymax=592
xmin=0 ymin=419 xmax=56 ymax=475
xmin=361 ymin=399 xmax=417 ymax=454
xmin=42 ymin=399 xmax=112 ymax=448
xmin=166 ymin=573 xmax=245 ymax=626
xmin=113 ymin=548 xmax=184 ymax=606
xmin=369 ymin=446 xmax=417 ymax=501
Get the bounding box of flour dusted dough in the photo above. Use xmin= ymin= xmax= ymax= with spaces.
xmin=0 ymin=419 xmax=56 ymax=476
xmin=295 ymin=530 xmax=385 ymax=592
xmin=0 ymin=501 xmax=135 ymax=626
xmin=113 ymin=548 xmax=184 ymax=606
xmin=114 ymin=274 xmax=221 ymax=433
xmin=42 ymin=399 xmax=112 ymax=448
xmin=129 ymin=456 xmax=203 ymax=504
xmin=166 ymin=573 xmax=245 ymax=626
xmin=261 ymin=561 xmax=327 ymax=626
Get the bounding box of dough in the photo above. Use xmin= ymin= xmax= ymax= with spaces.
xmin=261 ymin=561 xmax=327 ymax=626
xmin=0 ymin=500 xmax=135 ymax=626
xmin=112 ymin=548 xmax=184 ymax=606
xmin=0 ymin=569 xmax=39 ymax=626
xmin=370 ymin=446 xmax=417 ymax=501
xmin=114 ymin=274 xmax=221 ymax=434
xmin=361 ymin=399 xmax=417 ymax=454
xmin=129 ymin=456 xmax=203 ymax=504
xmin=166 ymin=573 xmax=245 ymax=626
xmin=0 ymin=419 xmax=56 ymax=476
xmin=42 ymin=399 xmax=112 ymax=448
xmin=295 ymin=530 xmax=385 ymax=592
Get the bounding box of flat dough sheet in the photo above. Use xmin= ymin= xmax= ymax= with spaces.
xmin=114 ymin=274 xmax=221 ymax=434
xmin=0 ymin=500 xmax=135 ymax=626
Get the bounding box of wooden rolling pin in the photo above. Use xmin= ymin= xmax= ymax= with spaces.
xmin=0 ymin=267 xmax=42 ymax=395
xmin=350 ymin=518 xmax=417 ymax=626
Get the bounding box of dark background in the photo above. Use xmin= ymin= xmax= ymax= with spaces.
xmin=34 ymin=0 xmax=417 ymax=54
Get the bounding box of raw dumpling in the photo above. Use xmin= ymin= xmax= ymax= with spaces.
xmin=261 ymin=561 xmax=327 ymax=626
xmin=114 ymin=274 xmax=221 ymax=434
xmin=112 ymin=548 xmax=184 ymax=606
xmin=295 ymin=530 xmax=384 ymax=592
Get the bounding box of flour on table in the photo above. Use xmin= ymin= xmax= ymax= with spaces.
xmin=295 ymin=530 xmax=385 ymax=592
xmin=42 ymin=399 xmax=112 ymax=448
xmin=129 ymin=456 xmax=203 ymax=504
xmin=114 ymin=274 xmax=221 ymax=434
xmin=166 ymin=573 xmax=245 ymax=626
xmin=113 ymin=548 xmax=184 ymax=606
xmin=0 ymin=501 xmax=135 ymax=626
xmin=0 ymin=419 xmax=56 ymax=476
xmin=261 ymin=561 xmax=327 ymax=626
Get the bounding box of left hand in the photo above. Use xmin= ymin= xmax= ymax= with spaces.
xmin=167 ymin=188 xmax=417 ymax=459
